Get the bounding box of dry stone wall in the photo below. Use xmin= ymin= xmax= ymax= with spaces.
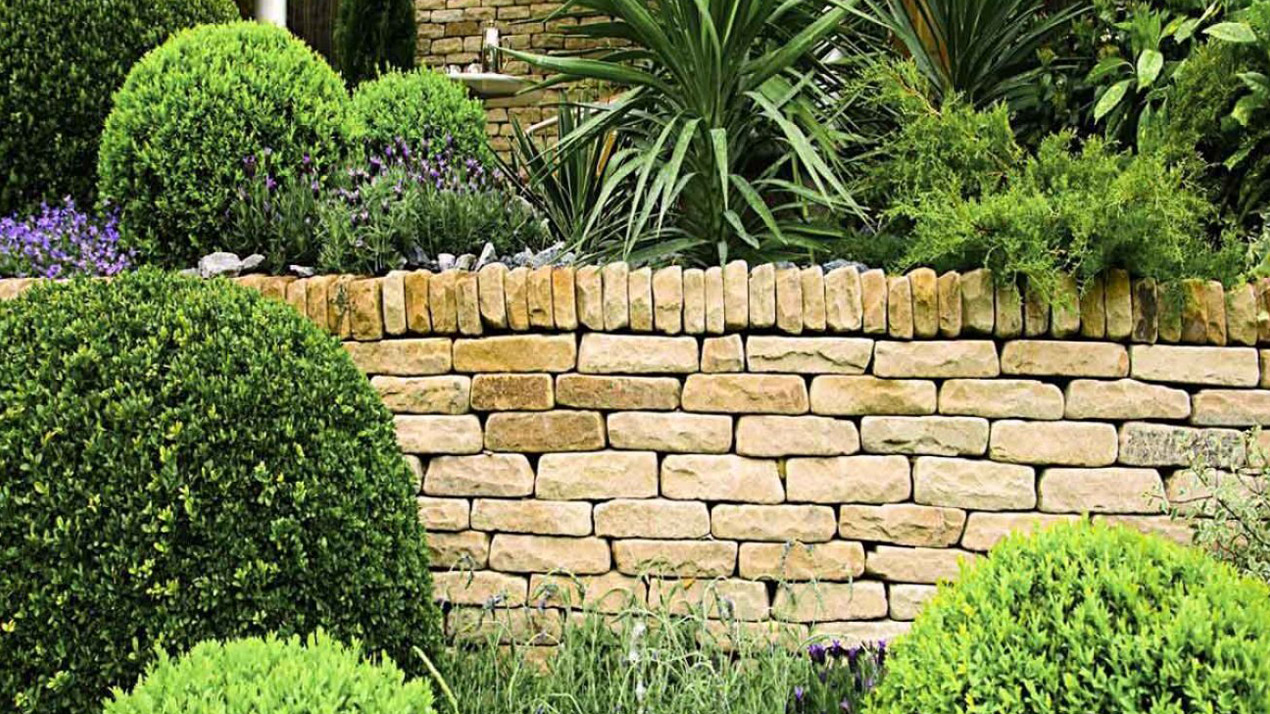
xmin=4 ymin=263 xmax=1268 ymax=648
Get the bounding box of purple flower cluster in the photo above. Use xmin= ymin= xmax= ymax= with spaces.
xmin=0 ymin=199 xmax=132 ymax=278
xmin=789 ymin=639 xmax=888 ymax=714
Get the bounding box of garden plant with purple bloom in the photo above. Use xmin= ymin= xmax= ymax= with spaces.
xmin=787 ymin=640 xmax=887 ymax=714
xmin=0 ymin=199 xmax=132 ymax=278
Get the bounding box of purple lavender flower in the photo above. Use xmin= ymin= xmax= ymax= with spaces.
xmin=807 ymin=643 xmax=827 ymax=665
xmin=0 ymin=198 xmax=132 ymax=278
xmin=243 ymin=154 xmax=258 ymax=178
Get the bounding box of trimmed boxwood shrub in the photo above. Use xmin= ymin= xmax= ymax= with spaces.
xmin=0 ymin=270 xmax=442 ymax=714
xmin=104 ymin=631 xmax=433 ymax=714
xmin=351 ymin=68 xmax=491 ymax=162
xmin=869 ymin=521 xmax=1270 ymax=713
xmin=0 ymin=0 xmax=238 ymax=215
xmin=97 ymin=21 xmax=351 ymax=267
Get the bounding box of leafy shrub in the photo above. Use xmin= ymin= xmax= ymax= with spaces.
xmin=1 ymin=199 xmax=132 ymax=278
xmin=869 ymin=521 xmax=1270 ymax=714
xmin=228 ymin=140 xmax=547 ymax=273
xmin=351 ymin=69 xmax=490 ymax=162
xmin=1174 ymin=435 xmax=1270 ymax=583
xmin=104 ymin=631 xmax=433 ymax=714
xmin=0 ymin=270 xmax=442 ymax=714
xmin=97 ymin=21 xmax=351 ymax=267
xmin=0 ymin=0 xmax=237 ymax=215
xmin=335 ymin=0 xmax=416 ymax=85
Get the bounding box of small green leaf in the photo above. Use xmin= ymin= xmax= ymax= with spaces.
xmin=1137 ymin=49 xmax=1164 ymax=88
xmin=1086 ymin=56 xmax=1127 ymax=83
xmin=1205 ymin=22 xmax=1257 ymax=43
xmin=1175 ymin=17 xmax=1201 ymax=42
xmin=1094 ymin=79 xmax=1132 ymax=122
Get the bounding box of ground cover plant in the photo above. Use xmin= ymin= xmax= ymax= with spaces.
xmin=0 ymin=199 xmax=132 ymax=279
xmin=0 ymin=270 xmax=441 ymax=714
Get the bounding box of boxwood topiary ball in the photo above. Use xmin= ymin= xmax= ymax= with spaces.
xmin=104 ymin=631 xmax=433 ymax=714
xmin=97 ymin=21 xmax=351 ymax=267
xmin=350 ymin=68 xmax=492 ymax=163
xmin=868 ymin=520 xmax=1270 ymax=714
xmin=0 ymin=270 xmax=441 ymax=714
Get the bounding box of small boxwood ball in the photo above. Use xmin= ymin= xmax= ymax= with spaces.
xmin=350 ymin=68 xmax=491 ymax=163
xmin=868 ymin=520 xmax=1270 ymax=714
xmin=0 ymin=270 xmax=441 ymax=714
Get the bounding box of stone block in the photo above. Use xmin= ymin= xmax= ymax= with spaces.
xmin=801 ymin=266 xmax=827 ymax=332
xmin=651 ymin=266 xmax=683 ymax=334
xmin=395 ymin=414 xmax=483 ymax=454
xmin=773 ymin=581 xmax=888 ymax=623
xmin=860 ymin=416 xmax=989 ymax=456
xmin=1118 ymin=422 xmax=1245 ymax=468
xmin=578 ymin=333 xmax=698 ymax=374
xmin=1130 ymin=345 xmax=1259 ymax=386
xmin=661 ymin=454 xmax=784 ymax=503
xmin=960 ymin=512 xmax=1077 ymax=551
xmin=425 ymin=453 xmax=535 ymax=497
xmin=428 ymin=531 xmax=489 ymax=568
xmin=887 ymin=275 xmax=913 ymax=340
xmin=556 ymin=375 xmax=680 ymax=411
xmin=594 ymin=499 xmax=710 ymax=539
xmin=866 ymin=546 xmax=975 ymax=584
xmin=575 ymin=265 xmax=604 ymax=330
xmin=910 ymin=268 xmax=938 ymax=338
xmin=417 ymin=497 xmax=470 ymax=531
xmin=470 ymin=373 xmax=553 ymax=411
xmin=485 ymin=410 xmax=605 ymax=452
xmin=1001 ymin=340 xmax=1128 ymax=377
xmin=1038 ymin=467 xmax=1166 ymax=514
xmin=705 ymin=266 xmax=726 ymax=334
xmin=477 ymin=263 xmax=509 ymax=329
xmin=960 ymin=268 xmax=994 ymax=334
xmin=989 ymin=420 xmax=1117 ymax=466
xmin=609 ymin=412 xmax=732 ymax=453
xmin=888 ymin=584 xmax=937 ymax=620
xmin=612 ymin=540 xmax=738 ymax=577
xmin=536 ymin=450 xmax=658 ymax=499
xmin=825 ymin=266 xmax=863 ymax=332
xmin=723 ymin=260 xmax=749 ymax=330
xmin=344 ymin=339 xmax=451 ymax=375
xmin=552 ymin=267 xmax=578 ymax=331
xmin=490 ymin=534 xmax=611 ymax=574
xmin=1192 ymin=389 xmax=1270 ymax=426
xmin=839 ymin=504 xmax=967 ymax=547
xmin=455 ymin=271 xmax=482 ymax=335
xmin=683 ymin=268 xmax=706 ymax=334
xmin=938 ymin=379 xmax=1063 ymax=420
xmin=746 ymin=336 xmax=872 ymax=374
xmin=504 ymin=266 xmax=530 ymax=331
xmin=937 ymin=271 xmax=962 ymax=338
xmin=873 ymin=340 xmax=999 ymax=378
xmin=650 ymin=578 xmax=771 ymax=621
xmin=785 ymin=455 xmax=911 ymax=504
xmin=602 ymin=261 xmax=629 ymax=330
xmin=738 ymin=541 xmax=865 ymax=581
xmin=433 ymin=571 xmax=527 ymax=607
xmin=1064 ymin=379 xmax=1190 ymax=420
xmin=861 ymin=269 xmax=888 ymax=334
xmin=749 ymin=263 xmax=777 ymax=328
xmin=373 ymin=375 xmax=470 ymax=414
xmin=702 ymin=334 xmax=745 ymax=372
xmin=735 ymin=415 xmax=859 ymax=456
xmin=711 ymin=504 xmax=837 ymax=542
xmin=682 ymin=374 xmax=809 ymax=414
xmin=628 ymin=266 xmax=654 ymax=331
xmin=810 ymin=376 xmax=936 ymax=416
xmin=453 ymin=334 xmax=577 ymax=372
xmin=776 ymin=266 xmax=804 ymax=334
xmin=471 ymin=499 xmax=593 ymax=535
xmin=912 ymin=456 xmax=1036 ymax=510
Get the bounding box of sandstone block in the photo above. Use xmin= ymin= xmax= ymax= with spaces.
xmin=556 ymin=375 xmax=680 ymax=411
xmin=428 ymin=270 xmax=459 ymax=334
xmin=575 ymin=265 xmax=604 ymax=330
xmin=428 ymin=531 xmax=490 ymax=568
xmin=485 ymin=410 xmax=605 ymax=452
xmin=527 ymin=266 xmax=555 ymax=329
xmin=426 ymin=453 xmax=535 ymax=497
xmin=1023 ymin=280 xmax=1049 ymax=337
xmin=866 ymin=546 xmax=975 ymax=584
xmin=417 ymin=497 xmax=470 ymax=531
xmin=683 ymin=268 xmax=706 ymax=334
xmin=380 ymin=273 xmax=407 ymax=336
xmin=490 ymin=534 xmax=611 ymax=574
xmin=661 ymin=454 xmax=784 ymax=503
xmin=995 ymin=282 xmax=1023 ymax=339
xmin=801 ymin=267 xmax=827 ymax=331
xmin=735 ymin=415 xmax=860 ymax=457
xmin=909 ymin=268 xmax=938 ymax=338
xmin=1259 ymin=279 xmax=1270 ymax=343
xmin=681 ymin=374 xmax=809 ymax=414
xmin=1204 ymin=280 xmax=1227 ymax=345
xmin=470 ymin=374 xmax=553 ymax=412
xmin=749 ymin=263 xmax=777 ymax=328
xmin=1064 ymin=379 xmax=1190 ymax=420
xmin=1094 ymin=515 xmax=1193 ymax=545
xmin=536 ymin=450 xmax=658 ymax=500
xmin=344 ymin=338 xmax=451 ymax=375
xmin=608 ymin=412 xmax=732 ymax=453
xmin=1230 ymin=283 xmax=1263 ymax=346
xmin=602 ymin=261 xmax=629 ymax=330
xmin=839 ymin=504 xmax=967 ymax=547
xmin=454 ymin=334 xmax=577 ymax=372
xmin=396 ymin=415 xmax=483 ymax=454
xmin=887 ymin=275 xmax=913 ymax=339
xmin=594 ymin=499 xmax=710 ymax=539
xmin=552 ymin=267 xmax=578 ymax=331
xmin=825 ymin=266 xmax=863 ymax=332
xmin=960 ymin=268 xmax=994 ymax=334
xmin=889 ymin=584 xmax=937 ymax=620
xmin=810 ymin=376 xmax=936 ymax=416
xmin=373 ymin=375 xmax=470 ymax=414
xmin=861 ymin=416 xmax=989 ymax=456
xmin=873 ymin=340 xmax=999 ymax=378
xmin=578 ymin=333 xmax=698 ymax=374
xmin=477 ymin=263 xmax=509 ymax=329
xmin=1132 ymin=278 xmax=1159 ymax=343
xmin=912 ymin=456 xmax=1036 ymax=510
xmin=1050 ymin=274 xmax=1080 ymax=337
xmin=328 ymin=275 xmax=355 ymax=338
xmin=504 ymin=266 xmax=530 ymax=331
xmin=937 ymin=271 xmax=962 ymax=337
xmin=702 ymin=334 xmax=745 ymax=372
xmin=723 ymin=260 xmax=749 ymax=330
xmin=738 ymin=541 xmax=866 ymax=581
xmin=705 ymin=266 xmax=726 ymax=334
xmin=403 ymin=271 xmax=432 ymax=333
xmin=1193 ymin=389 xmax=1270 ymax=426
xmin=650 ymin=578 xmax=771 ymax=621
xmin=1118 ymin=422 xmax=1245 ymax=468
xmin=1001 ymin=340 xmax=1128 ymax=377
xmin=613 ymin=539 xmax=737 ymax=577
xmin=939 ymin=379 xmax=1063 ymax=420
xmin=711 ymin=504 xmax=837 ymax=542
xmin=989 ymin=420 xmax=1117 ymax=466
xmin=774 ymin=581 xmax=887 ymax=623
xmin=349 ymin=278 xmax=384 ymax=340
xmin=785 ymin=455 xmax=911 ymax=504
xmin=471 ymin=499 xmax=592 ymax=535
xmin=1079 ymin=275 xmax=1106 ymax=339
xmin=447 ymin=607 xmax=562 ymax=646
xmin=776 ymin=266 xmax=804 ymax=334
xmin=1038 ymin=467 xmax=1166 ymax=514
xmin=746 ymin=336 xmax=872 ymax=374
xmin=1105 ymin=270 xmax=1132 ymax=340
xmin=860 ymin=269 xmax=888 ymax=334
xmin=960 ymin=512 xmax=1077 ymax=551
xmin=628 ymin=266 xmax=654 ymax=331
xmin=651 ymin=266 xmax=683 ymax=334
xmin=1130 ymin=344 xmax=1259 ymax=386
xmin=433 ymin=571 xmax=527 ymax=607
xmin=455 ymin=271 xmax=483 ymax=335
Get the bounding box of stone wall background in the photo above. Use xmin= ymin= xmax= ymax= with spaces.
xmin=4 ymin=263 xmax=1268 ymax=648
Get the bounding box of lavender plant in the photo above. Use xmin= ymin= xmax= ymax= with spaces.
xmin=0 ymin=199 xmax=132 ymax=278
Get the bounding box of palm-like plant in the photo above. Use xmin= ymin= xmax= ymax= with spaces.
xmin=860 ymin=0 xmax=1087 ymax=109
xmin=504 ymin=0 xmax=864 ymax=265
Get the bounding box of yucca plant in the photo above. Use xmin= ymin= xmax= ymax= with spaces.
xmin=504 ymin=0 xmax=865 ymax=265
xmin=860 ymin=0 xmax=1088 ymax=109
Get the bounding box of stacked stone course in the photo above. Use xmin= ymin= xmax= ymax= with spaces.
xmin=4 ymin=262 xmax=1268 ymax=649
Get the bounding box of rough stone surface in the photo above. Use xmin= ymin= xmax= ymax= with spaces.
xmin=1105 ymin=269 xmax=1132 ymax=340
xmin=747 ymin=336 xmax=872 ymax=374
xmin=739 ymin=541 xmax=865 ymax=581
xmin=749 ymin=263 xmax=777 ymax=329
xmin=811 ymin=376 xmax=936 ymax=416
xmin=889 ymin=584 xmax=937 ymax=620
xmin=705 ymin=266 xmax=726 ymax=334
xmin=608 ymin=412 xmax=733 ymax=453
xmin=455 ymin=271 xmax=483 ymax=336
xmin=683 ymin=268 xmax=706 ymax=334
xmin=1038 ymin=468 xmax=1166 ymax=514
xmin=1064 ymin=379 xmax=1190 ymax=420
xmin=938 ymin=271 xmax=962 ymax=338
xmin=471 ymin=373 xmax=554 ymax=411
xmin=556 ymin=375 xmax=680 ymax=411
xmin=1023 ymin=281 xmax=1049 ymax=337
xmin=712 ymin=504 xmax=837 ymax=542
xmin=428 ymin=270 xmax=459 ymax=334
xmin=349 ymin=278 xmax=384 ymax=340
xmin=1205 ymin=280 xmax=1228 ymax=345
xmin=913 ymin=457 xmax=1036 ymax=510
xmin=490 ymin=535 xmax=611 ymax=574
xmin=961 ymin=512 xmax=1077 ymax=551
xmin=662 ymin=455 xmax=784 ymax=503
xmin=887 ymin=275 xmax=914 ymax=340
xmin=477 ymin=264 xmax=509 ymax=330
xmin=471 ymin=499 xmax=592 ymax=535
xmin=995 ymin=282 xmax=1023 ymax=339
xmin=785 ymin=455 xmax=911 ymax=504
xmin=417 ymin=497 xmax=470 ymax=532
xmin=1079 ymin=275 xmax=1106 ymax=339
xmin=552 ymin=267 xmax=578 ymax=331
xmin=774 ymin=581 xmax=888 ymax=622
xmin=1132 ymin=278 xmax=1159 ymax=343
xmin=989 ymin=420 xmax=1118 ymax=466
xmin=839 ymin=504 xmax=967 ymax=547
xmin=504 ymin=266 xmax=530 ymax=331
xmin=1192 ymin=389 xmax=1270 ymax=426
xmin=485 ymin=410 xmax=606 ymax=452
xmin=628 ymin=267 xmax=654 ymax=331
xmin=612 ymin=540 xmax=738 ymax=577
xmin=723 ymin=261 xmax=749 ymax=330
xmin=373 ymin=375 xmax=470 ymax=414
xmin=395 ymin=415 xmax=483 ymax=454
xmin=776 ymin=266 xmax=805 ymax=334
xmin=960 ymin=269 xmax=994 ymax=334
xmin=602 ymin=262 xmax=630 ymax=331
xmin=1001 ymin=340 xmax=1128 ymax=377
xmin=425 ymin=453 xmax=535 ymax=497
xmin=531 ymin=572 xmax=648 ymax=613
xmin=939 ymin=379 xmax=1063 ymax=420
xmin=1118 ymin=422 xmax=1245 ymax=468
xmin=861 ymin=416 xmax=989 ymax=456
xmin=578 ymin=333 xmax=698 ymax=374
xmin=594 ymin=500 xmax=710 ymax=539
xmin=910 ymin=268 xmax=938 ymax=338
xmin=1050 ymin=274 xmax=1081 ymax=337
xmin=454 ymin=334 xmax=577 ymax=372
xmin=1228 ymin=284 xmax=1258 ymax=346
xmin=536 ymin=451 xmax=658 ymax=500
xmin=801 ymin=267 xmax=828 ymax=332
xmin=861 ymin=269 xmax=888 ymax=334
xmin=702 ymin=334 xmax=745 ymax=372
xmin=735 ymin=415 xmax=859 ymax=457
xmin=1131 ymin=345 xmax=1260 ymax=386
xmin=433 ymin=571 xmax=527 ymax=607
xmin=866 ymin=546 xmax=975 ymax=584
xmin=345 ymin=339 xmax=451 ymax=375
xmin=873 ymin=341 xmax=999 ymax=378
xmin=575 ymin=265 xmax=604 ymax=330
xmin=826 ymin=267 xmax=863 ymax=332
xmin=682 ymin=374 xmax=809 ymax=414
xmin=650 ymin=578 xmax=771 ymax=621
xmin=428 ymin=531 xmax=490 ymax=568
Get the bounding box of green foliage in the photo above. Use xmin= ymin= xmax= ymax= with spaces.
xmin=870 ymin=521 xmax=1270 ymax=714
xmin=97 ymin=21 xmax=351 ymax=267
xmin=104 ymin=632 xmax=433 ymax=714
xmin=335 ymin=0 xmax=416 ymax=85
xmin=506 ymin=0 xmax=861 ymax=265
xmin=0 ymin=270 xmax=442 ymax=714
xmin=1174 ymin=433 xmax=1270 ymax=583
xmin=0 ymin=0 xmax=238 ymax=215
xmin=350 ymin=69 xmax=491 ymax=162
